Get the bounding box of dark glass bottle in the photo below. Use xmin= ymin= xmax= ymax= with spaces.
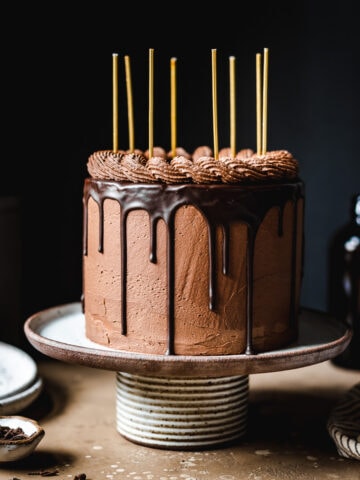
xmin=328 ymin=193 xmax=360 ymax=369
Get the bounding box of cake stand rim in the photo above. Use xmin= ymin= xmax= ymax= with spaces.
xmin=23 ymin=302 xmax=352 ymax=377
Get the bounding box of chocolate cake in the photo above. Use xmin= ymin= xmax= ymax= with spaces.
xmin=82 ymin=147 xmax=304 ymax=355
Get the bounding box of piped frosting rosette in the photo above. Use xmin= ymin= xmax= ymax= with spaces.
xmin=87 ymin=148 xmax=299 ymax=184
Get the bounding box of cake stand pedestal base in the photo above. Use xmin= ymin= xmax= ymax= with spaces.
xmin=116 ymin=372 xmax=248 ymax=449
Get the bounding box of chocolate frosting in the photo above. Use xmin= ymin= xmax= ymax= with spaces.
xmin=87 ymin=148 xmax=299 ymax=185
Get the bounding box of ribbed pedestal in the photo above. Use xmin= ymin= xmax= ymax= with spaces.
xmin=116 ymin=372 xmax=249 ymax=449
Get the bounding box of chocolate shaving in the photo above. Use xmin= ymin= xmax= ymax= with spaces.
xmin=0 ymin=426 xmax=28 ymax=441
xmin=27 ymin=469 xmax=59 ymax=476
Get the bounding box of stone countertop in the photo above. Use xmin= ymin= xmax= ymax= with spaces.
xmin=1 ymin=359 xmax=359 ymax=479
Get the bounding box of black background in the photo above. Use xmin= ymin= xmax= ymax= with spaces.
xmin=1 ymin=1 xmax=358 ymax=349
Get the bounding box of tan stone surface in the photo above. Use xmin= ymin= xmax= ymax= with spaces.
xmin=1 ymin=359 xmax=359 ymax=479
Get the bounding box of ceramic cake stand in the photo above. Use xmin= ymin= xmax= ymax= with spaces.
xmin=24 ymin=302 xmax=351 ymax=450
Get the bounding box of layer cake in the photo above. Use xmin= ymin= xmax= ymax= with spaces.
xmin=82 ymin=148 xmax=304 ymax=355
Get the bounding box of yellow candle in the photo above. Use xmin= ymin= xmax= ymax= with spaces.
xmin=148 ymin=48 xmax=154 ymax=158
xmin=256 ymin=52 xmax=262 ymax=155
xmin=170 ymin=57 xmax=177 ymax=158
xmin=262 ymin=47 xmax=269 ymax=155
xmin=112 ymin=53 xmax=119 ymax=152
xmin=212 ymin=49 xmax=219 ymax=160
xmin=229 ymin=56 xmax=236 ymax=158
xmin=124 ymin=55 xmax=135 ymax=153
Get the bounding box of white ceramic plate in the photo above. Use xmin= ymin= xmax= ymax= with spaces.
xmin=0 ymin=342 xmax=38 ymax=400
xmin=0 ymin=376 xmax=43 ymax=416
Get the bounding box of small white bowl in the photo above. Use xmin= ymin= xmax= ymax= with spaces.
xmin=0 ymin=415 xmax=45 ymax=463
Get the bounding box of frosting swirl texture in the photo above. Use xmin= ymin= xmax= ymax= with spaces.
xmin=87 ymin=148 xmax=299 ymax=184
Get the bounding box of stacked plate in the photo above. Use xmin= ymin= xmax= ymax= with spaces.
xmin=0 ymin=341 xmax=43 ymax=415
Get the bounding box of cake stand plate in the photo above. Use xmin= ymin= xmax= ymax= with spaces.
xmin=24 ymin=302 xmax=351 ymax=450
xmin=24 ymin=302 xmax=351 ymax=377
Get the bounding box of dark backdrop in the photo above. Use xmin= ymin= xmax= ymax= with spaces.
xmin=1 ymin=2 xmax=357 ymax=349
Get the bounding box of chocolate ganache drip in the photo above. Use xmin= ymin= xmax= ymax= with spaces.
xmin=83 ymin=148 xmax=304 ymax=355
